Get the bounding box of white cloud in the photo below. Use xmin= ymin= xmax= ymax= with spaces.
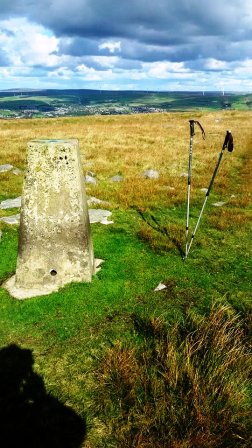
xmin=204 ymin=58 xmax=228 ymax=71
xmin=145 ymin=61 xmax=189 ymax=78
xmin=48 ymin=66 xmax=73 ymax=79
xmin=99 ymin=41 xmax=121 ymax=53
xmin=234 ymin=59 xmax=252 ymax=75
xmin=0 ymin=17 xmax=60 ymax=68
xmin=76 ymin=64 xmax=103 ymax=80
xmin=0 ymin=68 xmax=11 ymax=77
xmin=0 ymin=9 xmax=251 ymax=91
xmin=92 ymin=55 xmax=120 ymax=68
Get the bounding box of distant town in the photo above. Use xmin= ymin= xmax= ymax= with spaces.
xmin=0 ymin=89 xmax=251 ymax=119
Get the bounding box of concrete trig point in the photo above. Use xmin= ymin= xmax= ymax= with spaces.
xmin=5 ymin=139 xmax=95 ymax=299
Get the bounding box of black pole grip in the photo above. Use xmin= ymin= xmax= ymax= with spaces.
xmin=195 ymin=120 xmax=206 ymax=139
xmin=223 ymin=130 xmax=234 ymax=152
xmin=189 ymin=120 xmax=206 ymax=139
xmin=189 ymin=120 xmax=195 ymax=137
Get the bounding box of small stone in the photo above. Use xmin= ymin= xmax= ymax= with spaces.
xmin=181 ymin=172 xmax=189 ymax=178
xmin=100 ymin=218 xmax=114 ymax=225
xmin=0 ymin=214 xmax=20 ymax=225
xmin=0 ymin=210 xmax=113 ymax=226
xmin=88 ymin=209 xmax=112 ymax=224
xmin=12 ymin=168 xmax=22 ymax=176
xmin=95 ymin=258 xmax=105 ymax=269
xmin=87 ymin=196 xmax=109 ymax=206
xmin=143 ymin=169 xmax=159 ymax=179
xmin=212 ymin=201 xmax=226 ymax=207
xmin=0 ymin=164 xmax=14 ymax=173
xmin=110 ymin=175 xmax=123 ymax=182
xmin=0 ymin=197 xmax=22 ymax=209
xmin=154 ymin=282 xmax=167 ymax=291
xmin=200 ymin=188 xmax=208 ymax=193
xmin=85 ymin=175 xmax=97 ymax=184
xmin=94 ymin=258 xmax=105 ymax=273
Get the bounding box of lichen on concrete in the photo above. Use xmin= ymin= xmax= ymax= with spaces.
xmin=8 ymin=139 xmax=95 ymax=299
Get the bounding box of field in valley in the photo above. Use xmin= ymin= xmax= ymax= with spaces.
xmin=0 ymin=110 xmax=251 ymax=447
xmin=0 ymin=89 xmax=252 ymax=118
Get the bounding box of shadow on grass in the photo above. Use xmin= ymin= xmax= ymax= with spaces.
xmin=135 ymin=208 xmax=185 ymax=258
xmin=0 ymin=344 xmax=86 ymax=448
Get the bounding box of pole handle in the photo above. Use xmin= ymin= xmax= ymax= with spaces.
xmin=189 ymin=120 xmax=206 ymax=139
xmin=189 ymin=120 xmax=195 ymax=137
xmin=195 ymin=120 xmax=206 ymax=139
xmin=223 ymin=130 xmax=234 ymax=152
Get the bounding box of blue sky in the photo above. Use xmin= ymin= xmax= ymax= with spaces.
xmin=0 ymin=0 xmax=252 ymax=91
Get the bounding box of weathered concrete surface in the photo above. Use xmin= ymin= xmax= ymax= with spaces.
xmin=11 ymin=139 xmax=94 ymax=296
xmin=5 ymin=257 xmax=104 ymax=300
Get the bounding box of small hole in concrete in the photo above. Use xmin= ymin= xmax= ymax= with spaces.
xmin=50 ymin=269 xmax=57 ymax=276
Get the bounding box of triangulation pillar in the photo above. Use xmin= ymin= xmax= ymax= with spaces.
xmin=6 ymin=139 xmax=94 ymax=299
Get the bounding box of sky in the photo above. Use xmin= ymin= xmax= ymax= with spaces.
xmin=0 ymin=0 xmax=252 ymax=91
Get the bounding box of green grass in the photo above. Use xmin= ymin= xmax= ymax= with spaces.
xmin=0 ymin=206 xmax=251 ymax=446
xmin=0 ymin=111 xmax=251 ymax=447
xmin=1 ymin=90 xmax=252 ymax=115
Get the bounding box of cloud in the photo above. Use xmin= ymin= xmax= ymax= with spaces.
xmin=0 ymin=1 xmax=252 ymax=90
xmin=99 ymin=41 xmax=121 ymax=53
xmin=146 ymin=61 xmax=189 ymax=79
xmin=76 ymin=64 xmax=104 ymax=80
xmin=0 ymin=17 xmax=60 ymax=68
xmin=204 ymin=59 xmax=229 ymax=71
xmin=1 ymin=1 xmax=252 ymax=51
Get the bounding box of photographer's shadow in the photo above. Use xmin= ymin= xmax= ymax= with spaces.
xmin=0 ymin=344 xmax=86 ymax=448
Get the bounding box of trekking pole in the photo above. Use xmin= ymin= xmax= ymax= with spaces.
xmin=185 ymin=130 xmax=233 ymax=260
xmin=185 ymin=120 xmax=205 ymax=257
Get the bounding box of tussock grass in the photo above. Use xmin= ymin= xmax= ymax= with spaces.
xmin=208 ymin=208 xmax=251 ymax=231
xmin=96 ymin=305 xmax=252 ymax=448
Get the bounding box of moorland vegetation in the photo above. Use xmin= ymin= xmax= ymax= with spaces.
xmin=0 ymin=110 xmax=251 ymax=447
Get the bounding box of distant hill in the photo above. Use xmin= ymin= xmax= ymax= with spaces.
xmin=0 ymin=89 xmax=251 ymax=118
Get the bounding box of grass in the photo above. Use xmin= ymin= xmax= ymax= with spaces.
xmin=1 ymin=91 xmax=252 ymax=114
xmin=96 ymin=305 xmax=252 ymax=447
xmin=0 ymin=111 xmax=251 ymax=447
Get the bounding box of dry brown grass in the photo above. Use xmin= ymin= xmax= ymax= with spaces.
xmin=96 ymin=305 xmax=252 ymax=448
xmin=0 ymin=111 xmax=251 ymax=246
xmin=1 ymin=111 xmax=251 ymax=211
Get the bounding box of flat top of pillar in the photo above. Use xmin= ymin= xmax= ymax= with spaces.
xmin=30 ymin=139 xmax=78 ymax=144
